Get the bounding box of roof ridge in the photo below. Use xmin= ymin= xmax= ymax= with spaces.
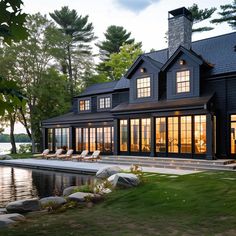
xmin=145 ymin=31 xmax=236 ymax=55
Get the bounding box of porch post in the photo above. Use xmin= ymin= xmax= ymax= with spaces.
xmin=206 ymin=113 xmax=214 ymax=160
xmin=42 ymin=127 xmax=46 ymax=152
xmin=69 ymin=127 xmax=73 ymax=150
xmin=150 ymin=117 xmax=155 ymax=157
xmin=113 ymin=119 xmax=118 ymax=155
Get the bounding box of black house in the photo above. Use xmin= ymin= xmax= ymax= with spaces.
xmin=42 ymin=7 xmax=236 ymax=160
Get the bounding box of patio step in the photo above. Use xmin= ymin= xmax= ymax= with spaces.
xmin=99 ymin=156 xmax=236 ymax=171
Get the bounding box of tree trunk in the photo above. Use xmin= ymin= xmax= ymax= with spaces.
xmin=67 ymin=45 xmax=73 ymax=97
xmin=18 ymin=107 xmax=32 ymax=140
xmin=10 ymin=114 xmax=17 ymax=154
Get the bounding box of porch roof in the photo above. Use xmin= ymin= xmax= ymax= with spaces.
xmin=111 ymin=94 xmax=214 ymax=114
xmin=42 ymin=111 xmax=113 ymax=126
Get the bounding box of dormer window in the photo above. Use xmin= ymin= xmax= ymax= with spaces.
xmin=98 ymin=96 xmax=111 ymax=109
xmin=176 ymin=70 xmax=190 ymax=93
xmin=79 ymin=99 xmax=90 ymax=111
xmin=137 ymin=77 xmax=151 ymax=98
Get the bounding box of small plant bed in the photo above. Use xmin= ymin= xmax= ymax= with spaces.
xmin=1 ymin=171 xmax=236 ymax=235
xmin=9 ymin=153 xmax=33 ymax=159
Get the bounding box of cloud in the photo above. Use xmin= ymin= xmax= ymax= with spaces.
xmin=116 ymin=0 xmax=160 ymax=12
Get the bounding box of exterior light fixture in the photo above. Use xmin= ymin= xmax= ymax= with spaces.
xmin=179 ymin=59 xmax=185 ymax=65
xmin=140 ymin=68 xmax=146 ymax=73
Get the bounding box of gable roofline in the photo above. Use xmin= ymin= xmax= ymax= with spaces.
xmin=145 ymin=31 xmax=236 ymax=57
xmin=124 ymin=55 xmax=163 ymax=79
xmin=161 ymin=45 xmax=207 ymax=71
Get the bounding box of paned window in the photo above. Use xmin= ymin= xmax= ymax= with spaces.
xmin=137 ymin=77 xmax=151 ymax=98
xmin=176 ymin=70 xmax=190 ymax=93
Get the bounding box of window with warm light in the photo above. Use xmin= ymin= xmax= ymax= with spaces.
xmin=137 ymin=77 xmax=151 ymax=98
xmin=176 ymin=70 xmax=190 ymax=93
xmin=130 ymin=119 xmax=140 ymax=152
xmin=141 ymin=118 xmax=151 ymax=152
xmin=79 ymin=99 xmax=90 ymax=111
xmin=156 ymin=117 xmax=166 ymax=152
xmin=194 ymin=115 xmax=206 ymax=153
xmin=230 ymin=115 xmax=236 ymax=154
xmin=168 ymin=117 xmax=179 ymax=153
xmin=120 ymin=120 xmax=128 ymax=152
xmin=99 ymin=97 xmax=111 ymax=109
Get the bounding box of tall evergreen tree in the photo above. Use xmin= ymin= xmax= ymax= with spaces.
xmin=96 ymin=25 xmax=140 ymax=61
xmin=50 ymin=6 xmax=96 ymax=97
xmin=96 ymin=25 xmax=141 ymax=80
xmin=188 ymin=4 xmax=216 ymax=32
xmin=211 ymin=0 xmax=236 ymax=30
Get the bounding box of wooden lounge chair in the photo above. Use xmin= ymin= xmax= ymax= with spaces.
xmin=33 ymin=149 xmax=49 ymax=158
xmin=45 ymin=148 xmax=63 ymax=159
xmin=71 ymin=150 xmax=89 ymax=161
xmin=84 ymin=150 xmax=101 ymax=162
xmin=57 ymin=149 xmax=74 ymax=160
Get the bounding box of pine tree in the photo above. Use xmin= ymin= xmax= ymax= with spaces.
xmin=211 ymin=0 xmax=236 ymax=30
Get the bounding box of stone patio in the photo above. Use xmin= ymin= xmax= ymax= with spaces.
xmin=0 ymin=158 xmax=200 ymax=175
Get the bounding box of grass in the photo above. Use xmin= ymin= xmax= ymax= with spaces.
xmin=9 ymin=153 xmax=33 ymax=159
xmin=1 ymin=171 xmax=236 ymax=235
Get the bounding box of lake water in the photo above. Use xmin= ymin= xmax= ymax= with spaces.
xmin=0 ymin=143 xmax=31 ymax=155
xmin=0 ymin=166 xmax=95 ymax=207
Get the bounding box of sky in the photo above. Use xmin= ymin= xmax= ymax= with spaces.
xmin=5 ymin=0 xmax=233 ymax=134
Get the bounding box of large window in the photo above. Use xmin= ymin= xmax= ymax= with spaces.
xmin=181 ymin=116 xmax=192 ymax=153
xmin=120 ymin=120 xmax=128 ymax=152
xmin=47 ymin=129 xmax=53 ymax=151
xmin=168 ymin=117 xmax=179 ymax=153
xmin=231 ymin=115 xmax=236 ymax=154
xmin=99 ymin=97 xmax=111 ymax=109
xmin=130 ymin=119 xmax=140 ymax=152
xmin=141 ymin=118 xmax=151 ymax=152
xmin=76 ymin=128 xmax=82 ymax=152
xmin=55 ymin=128 xmax=69 ymax=150
xmin=137 ymin=77 xmax=151 ymax=98
xmin=194 ymin=115 xmax=206 ymax=153
xmin=82 ymin=128 xmax=89 ymax=151
xmin=76 ymin=127 xmax=113 ymax=153
xmin=104 ymin=127 xmax=112 ymax=152
xmin=79 ymin=99 xmax=90 ymax=111
xmin=176 ymin=70 xmax=190 ymax=93
xmin=156 ymin=117 xmax=166 ymax=152
xmin=96 ymin=128 xmax=103 ymax=151
xmin=90 ymin=128 xmax=96 ymax=152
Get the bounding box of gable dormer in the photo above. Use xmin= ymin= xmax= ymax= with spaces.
xmin=162 ymin=46 xmax=206 ymax=100
xmin=125 ymin=55 xmax=163 ymax=104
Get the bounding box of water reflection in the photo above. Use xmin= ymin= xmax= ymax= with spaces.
xmin=0 ymin=166 xmax=94 ymax=207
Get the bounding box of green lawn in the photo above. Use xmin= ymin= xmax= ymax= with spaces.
xmin=1 ymin=171 xmax=236 ymax=236
xmin=9 ymin=153 xmax=33 ymax=159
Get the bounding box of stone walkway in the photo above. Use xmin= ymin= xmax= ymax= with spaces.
xmin=0 ymin=158 xmax=200 ymax=175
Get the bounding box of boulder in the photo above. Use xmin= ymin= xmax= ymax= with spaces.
xmin=63 ymin=186 xmax=79 ymax=197
xmin=68 ymin=192 xmax=101 ymax=203
xmin=0 ymin=155 xmax=12 ymax=160
xmin=0 ymin=213 xmax=25 ymax=228
xmin=108 ymin=173 xmax=140 ymax=188
xmin=6 ymin=198 xmax=41 ymax=213
xmin=96 ymin=166 xmax=123 ymax=179
xmin=40 ymin=196 xmax=66 ymax=207
xmin=0 ymin=208 xmax=7 ymax=215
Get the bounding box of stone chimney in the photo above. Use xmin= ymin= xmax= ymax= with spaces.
xmin=168 ymin=7 xmax=193 ymax=58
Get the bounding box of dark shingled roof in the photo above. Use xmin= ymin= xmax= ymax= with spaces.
xmin=114 ymin=76 xmax=130 ymax=90
xmin=76 ymin=81 xmax=118 ymax=97
xmin=146 ymin=32 xmax=236 ymax=75
xmin=76 ymin=32 xmax=236 ymax=98
xmin=42 ymin=112 xmax=113 ymax=125
xmin=112 ymin=94 xmax=213 ymax=113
